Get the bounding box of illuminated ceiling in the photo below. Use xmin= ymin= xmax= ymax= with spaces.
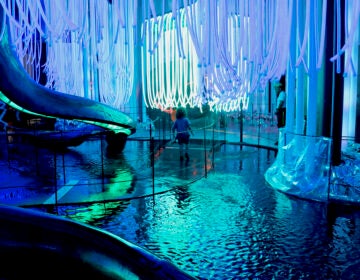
xmin=0 ymin=0 xmax=358 ymax=112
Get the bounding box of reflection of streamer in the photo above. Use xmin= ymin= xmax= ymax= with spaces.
xmin=330 ymin=0 xmax=360 ymax=75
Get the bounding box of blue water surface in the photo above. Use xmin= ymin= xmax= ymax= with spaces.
xmin=49 ymin=143 xmax=360 ymax=279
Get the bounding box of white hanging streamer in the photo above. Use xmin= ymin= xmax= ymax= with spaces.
xmin=0 ymin=0 xmax=358 ymax=113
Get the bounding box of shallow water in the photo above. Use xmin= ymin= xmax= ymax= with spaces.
xmin=38 ymin=143 xmax=360 ymax=279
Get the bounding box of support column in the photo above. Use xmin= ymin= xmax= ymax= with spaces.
xmin=306 ymin=0 xmax=318 ymax=137
xmin=331 ymin=1 xmax=345 ymax=165
xmin=355 ymin=30 xmax=360 ymax=144
xmin=322 ymin=1 xmax=334 ymax=138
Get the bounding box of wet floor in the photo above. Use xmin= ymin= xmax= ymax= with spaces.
xmin=0 ymin=132 xmax=218 ymax=206
xmin=2 ymin=122 xmax=360 ymax=279
xmin=0 ymin=117 xmax=278 ymax=207
xmin=25 ymin=142 xmax=360 ymax=280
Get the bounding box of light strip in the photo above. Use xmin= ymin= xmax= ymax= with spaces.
xmin=0 ymin=0 xmax=358 ymax=116
xmin=0 ymin=91 xmax=132 ymax=136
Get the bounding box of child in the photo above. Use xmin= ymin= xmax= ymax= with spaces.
xmin=171 ymin=107 xmax=194 ymax=161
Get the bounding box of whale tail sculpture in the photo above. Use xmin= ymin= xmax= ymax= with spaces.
xmin=0 ymin=6 xmax=136 ymax=151
xmin=0 ymin=204 xmax=195 ymax=279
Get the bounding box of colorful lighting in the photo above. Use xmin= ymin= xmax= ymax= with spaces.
xmin=1 ymin=0 xmax=135 ymax=110
xmin=0 ymin=0 xmax=358 ymax=113
xmin=0 ymin=91 xmax=132 ymax=135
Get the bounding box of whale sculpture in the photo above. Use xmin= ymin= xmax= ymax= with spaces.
xmin=0 ymin=204 xmax=195 ymax=279
xmin=0 ymin=6 xmax=136 ymax=151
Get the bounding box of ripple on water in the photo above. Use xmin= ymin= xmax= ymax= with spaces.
xmin=51 ymin=145 xmax=360 ymax=279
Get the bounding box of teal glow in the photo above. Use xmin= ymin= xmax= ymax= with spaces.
xmin=0 ymin=91 xmax=55 ymax=118
xmin=0 ymin=91 xmax=132 ymax=135
xmin=143 ymin=8 xmax=255 ymax=112
xmin=81 ymin=251 xmax=138 ymax=280
xmin=80 ymin=120 xmax=132 ymax=136
xmin=143 ymin=12 xmax=203 ymax=110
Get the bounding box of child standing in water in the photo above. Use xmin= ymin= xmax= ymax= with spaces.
xmin=171 ymin=107 xmax=194 ymax=161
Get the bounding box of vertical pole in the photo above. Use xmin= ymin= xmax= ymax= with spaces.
xmin=307 ymin=0 xmax=318 ymax=137
xmin=157 ymin=118 xmax=160 ymax=145
xmin=61 ymin=150 xmax=66 ymax=185
xmin=54 ymin=149 xmax=58 ymax=214
xmin=331 ymin=1 xmax=345 ymax=166
xmin=251 ymin=103 xmax=254 ymax=125
xmin=61 ymin=130 xmax=66 ymax=185
xmin=212 ymin=123 xmax=215 ymax=169
xmin=34 ymin=123 xmax=39 ymax=176
xmin=203 ymin=123 xmax=207 ymax=178
xmin=240 ymin=101 xmax=244 ymax=151
xmin=356 ymin=38 xmax=360 ymax=144
xmin=162 ymin=116 xmax=165 ymax=144
xmin=287 ymin=1 xmax=297 ymax=136
xmin=150 ymin=125 xmax=155 ymax=196
xmin=223 ymin=113 xmax=226 ymax=143
xmin=257 ymin=90 xmax=261 ymax=146
xmin=294 ymin=3 xmax=305 ymax=136
xmin=240 ymin=101 xmax=243 ymax=143
xmin=5 ymin=128 xmax=10 ymax=169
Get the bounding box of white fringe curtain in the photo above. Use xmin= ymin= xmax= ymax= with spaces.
xmin=0 ymin=0 xmax=135 ymax=109
xmin=0 ymin=0 xmax=358 ymax=112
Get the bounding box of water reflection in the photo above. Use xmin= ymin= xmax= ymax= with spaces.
xmin=174 ymin=185 xmax=191 ymax=209
xmin=33 ymin=145 xmax=360 ymax=279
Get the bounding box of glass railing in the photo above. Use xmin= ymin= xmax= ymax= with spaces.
xmin=0 ymin=115 xmax=222 ymax=208
xmin=2 ymin=110 xmax=359 ymax=208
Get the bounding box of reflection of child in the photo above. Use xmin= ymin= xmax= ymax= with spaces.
xmin=171 ymin=107 xmax=194 ymax=161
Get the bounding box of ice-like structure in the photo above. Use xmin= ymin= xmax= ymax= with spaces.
xmin=265 ymin=130 xmax=360 ymax=205
xmin=330 ymin=142 xmax=360 ymax=204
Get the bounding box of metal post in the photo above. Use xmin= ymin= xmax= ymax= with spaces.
xmin=223 ymin=114 xmax=226 ymax=143
xmin=150 ymin=125 xmax=155 ymax=196
xmin=212 ymin=123 xmax=215 ymax=169
xmin=61 ymin=131 xmax=66 ymax=185
xmin=54 ymin=148 xmax=58 ymax=214
xmin=61 ymin=151 xmax=66 ymax=185
xmin=158 ymin=118 xmax=160 ymax=145
xmin=240 ymin=101 xmax=243 ymax=143
xmin=203 ymin=125 xmax=207 ymax=178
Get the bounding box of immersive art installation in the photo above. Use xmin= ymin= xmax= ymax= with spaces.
xmin=0 ymin=4 xmax=137 ymax=151
xmin=0 ymin=204 xmax=195 ymax=279
xmin=0 ymin=0 xmax=359 ymax=203
xmin=0 ymin=0 xmax=358 ymax=112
